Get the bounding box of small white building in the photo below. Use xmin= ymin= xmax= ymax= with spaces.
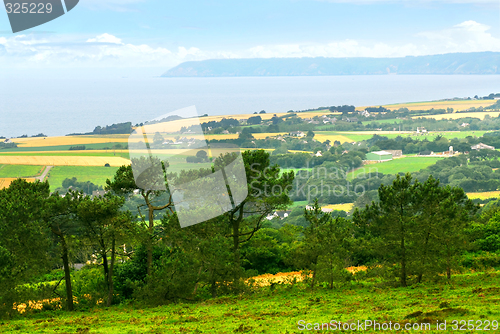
xmin=289 ymin=131 xmax=305 ymax=137
xmin=416 ymin=127 xmax=427 ymax=134
xmin=471 ymin=143 xmax=495 ymax=150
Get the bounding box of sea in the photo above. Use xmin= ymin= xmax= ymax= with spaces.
xmin=1 ymin=73 xmax=499 ymax=138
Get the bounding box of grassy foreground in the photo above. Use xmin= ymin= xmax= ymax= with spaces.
xmin=2 ymin=270 xmax=499 ymax=333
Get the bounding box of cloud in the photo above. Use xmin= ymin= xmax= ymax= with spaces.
xmin=0 ymin=33 xmax=235 ymax=68
xmin=247 ymin=40 xmax=421 ymax=58
xmin=245 ymin=20 xmax=500 ymax=58
xmin=416 ymin=20 xmax=500 ymax=53
xmin=86 ymin=33 xmax=124 ymax=44
xmin=1 ymin=21 xmax=499 ymax=69
xmin=314 ymin=0 xmax=499 ymax=4
xmin=81 ymin=0 xmax=145 ymax=12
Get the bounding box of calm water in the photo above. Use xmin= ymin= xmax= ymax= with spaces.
xmin=1 ymin=74 xmax=499 ymax=137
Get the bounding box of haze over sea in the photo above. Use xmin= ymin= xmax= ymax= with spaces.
xmin=1 ymin=74 xmax=500 ymax=138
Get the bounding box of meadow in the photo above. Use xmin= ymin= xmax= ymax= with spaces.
xmin=349 ymin=157 xmax=446 ymax=179
xmin=324 ymin=131 xmax=490 ymax=143
xmin=47 ymin=166 xmax=119 ymax=191
xmin=2 ymin=270 xmax=499 ymax=333
xmin=0 ymin=164 xmax=43 ymax=178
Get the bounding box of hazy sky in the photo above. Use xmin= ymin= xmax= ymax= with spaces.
xmin=1 ymin=0 xmax=499 ymax=70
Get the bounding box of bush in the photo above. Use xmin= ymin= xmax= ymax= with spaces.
xmin=71 ymin=266 xmax=107 ymax=309
xmin=462 ymin=251 xmax=500 ymax=270
xmin=114 ymin=244 xmax=170 ymax=301
xmin=133 ymin=250 xmax=200 ymax=305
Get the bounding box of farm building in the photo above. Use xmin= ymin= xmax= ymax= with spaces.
xmin=289 ymin=131 xmax=305 ymax=137
xmin=471 ymin=143 xmax=495 ymax=150
xmin=384 ymin=150 xmax=403 ymax=158
xmin=365 ymin=151 xmax=393 ymax=161
xmin=416 ymin=127 xmax=427 ymax=134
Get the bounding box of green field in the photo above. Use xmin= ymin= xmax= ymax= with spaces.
xmin=0 ymin=165 xmax=44 ymax=178
xmin=324 ymin=130 xmax=491 ymax=143
xmin=47 ymin=166 xmax=119 ymax=191
xmin=350 ymin=157 xmax=445 ymax=179
xmin=3 ymin=270 xmax=499 ymax=333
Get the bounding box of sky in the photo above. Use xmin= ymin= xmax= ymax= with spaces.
xmin=0 ymin=0 xmax=499 ymax=72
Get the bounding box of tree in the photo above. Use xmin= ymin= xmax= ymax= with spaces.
xmin=307 ymin=130 xmax=315 ymax=138
xmin=153 ymin=132 xmax=164 ymax=145
xmin=247 ymin=116 xmax=262 ymax=125
xmin=196 ymin=150 xmax=208 ymax=161
xmin=0 ymin=180 xmax=52 ymax=317
xmin=44 ymin=190 xmax=85 ymax=311
xmin=219 ymin=150 xmax=294 ymax=281
xmin=293 ymin=199 xmax=351 ymax=289
xmin=106 ymin=156 xmax=174 ymax=276
xmin=355 ymin=173 xmax=419 ymax=287
xmin=434 ymin=186 xmax=477 ymax=279
xmin=354 ymin=173 xmax=478 ymax=286
xmin=77 ymin=194 xmax=134 ymax=306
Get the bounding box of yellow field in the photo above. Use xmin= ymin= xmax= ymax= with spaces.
xmin=323 ymin=203 xmax=354 ymax=212
xmin=466 ymin=191 xmax=500 ymax=200
xmin=412 ymin=111 xmax=500 ymax=120
xmin=12 ymin=135 xmax=129 ymax=148
xmin=0 ymin=156 xmax=130 ymax=167
xmin=140 ymin=112 xmax=333 ymax=134
xmin=0 ymin=150 xmax=130 ymax=155
xmin=314 ymin=133 xmax=355 ymax=144
xmin=0 ymin=178 xmax=35 ymax=189
xmin=378 ymin=99 xmax=497 ymax=112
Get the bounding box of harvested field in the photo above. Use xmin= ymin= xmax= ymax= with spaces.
xmin=140 ymin=112 xmax=333 ymax=134
xmin=380 ymin=99 xmax=497 ymax=111
xmin=0 ymin=178 xmax=35 ymax=189
xmin=467 ymin=191 xmax=500 ymax=200
xmin=412 ymin=111 xmax=500 ymax=120
xmin=314 ymin=133 xmax=355 ymax=144
xmin=0 ymin=156 xmax=130 ymax=167
xmin=12 ymin=136 xmax=129 ymax=148
xmin=322 ymin=203 xmax=354 ymax=212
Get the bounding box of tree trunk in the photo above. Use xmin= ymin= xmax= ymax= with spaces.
xmin=102 ymin=249 xmax=109 ymax=289
xmin=311 ymin=268 xmax=316 ymax=290
xmin=107 ymin=237 xmax=116 ymax=307
xmin=60 ymin=235 xmax=74 ymax=311
xmin=329 ymin=258 xmax=334 ymax=290
xmin=232 ymin=217 xmax=240 ymax=281
xmin=147 ymin=206 xmax=154 ymax=276
xmin=210 ymin=268 xmax=217 ymax=298
xmin=446 ymin=249 xmax=452 ymax=280
xmin=417 ymin=230 xmax=431 ymax=284
xmin=400 ymin=236 xmax=407 ymax=287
